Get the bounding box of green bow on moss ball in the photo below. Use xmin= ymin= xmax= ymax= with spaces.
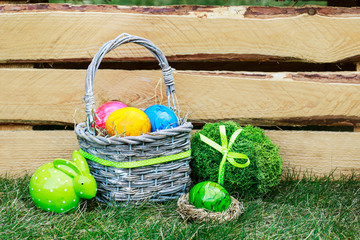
xmin=199 ymin=125 xmax=250 ymax=186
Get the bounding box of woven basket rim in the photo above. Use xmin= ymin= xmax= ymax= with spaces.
xmin=76 ymin=121 xmax=192 ymax=143
xmin=77 ymin=121 xmax=192 ymax=135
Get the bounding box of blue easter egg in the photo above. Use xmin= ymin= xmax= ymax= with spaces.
xmin=144 ymin=105 xmax=179 ymax=132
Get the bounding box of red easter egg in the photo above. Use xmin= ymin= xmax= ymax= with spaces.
xmin=95 ymin=101 xmax=127 ymax=129
xmin=105 ymin=107 xmax=151 ymax=137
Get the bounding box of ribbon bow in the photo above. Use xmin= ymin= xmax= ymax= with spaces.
xmin=199 ymin=125 xmax=250 ymax=186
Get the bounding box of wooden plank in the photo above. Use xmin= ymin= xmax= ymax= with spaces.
xmin=267 ymin=131 xmax=360 ymax=177
xmin=1 ymin=69 xmax=360 ymax=127
xmin=3 ymin=5 xmax=359 ymax=18
xmin=0 ymin=0 xmax=28 ymax=4
xmin=0 ymin=63 xmax=33 ymax=68
xmin=355 ymin=62 xmax=360 ymax=131
xmin=266 ymin=131 xmax=360 ymax=178
xmin=0 ymin=130 xmax=78 ymax=176
xmin=1 ymin=4 xmax=360 ymax=63
xmin=244 ymin=6 xmax=360 ymax=18
xmin=1 ymin=130 xmax=359 ymax=178
xmin=0 ymin=124 xmax=32 ymax=130
xmin=48 ymin=1 xmax=329 ymax=7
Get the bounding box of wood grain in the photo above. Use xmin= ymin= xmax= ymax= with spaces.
xmin=2 ymin=5 xmax=359 ymax=18
xmin=0 ymin=130 xmax=78 ymax=176
xmin=1 ymin=69 xmax=360 ymax=127
xmin=0 ymin=0 xmax=28 ymax=4
xmin=355 ymin=62 xmax=360 ymax=132
xmin=1 ymin=5 xmax=360 ymax=63
xmin=244 ymin=6 xmax=360 ymax=18
xmin=0 ymin=124 xmax=32 ymax=131
xmin=266 ymin=131 xmax=360 ymax=178
xmin=1 ymin=130 xmax=359 ymax=178
xmin=0 ymin=63 xmax=33 ymax=68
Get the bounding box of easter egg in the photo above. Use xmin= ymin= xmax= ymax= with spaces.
xmin=95 ymin=101 xmax=127 ymax=129
xmin=144 ymin=105 xmax=179 ymax=132
xmin=29 ymin=163 xmax=80 ymax=213
xmin=105 ymin=107 xmax=151 ymax=137
xmin=189 ymin=181 xmax=231 ymax=212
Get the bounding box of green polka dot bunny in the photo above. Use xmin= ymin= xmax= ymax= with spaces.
xmin=29 ymin=150 xmax=97 ymax=213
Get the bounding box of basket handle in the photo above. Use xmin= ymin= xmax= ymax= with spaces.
xmin=83 ymin=33 xmax=177 ymax=135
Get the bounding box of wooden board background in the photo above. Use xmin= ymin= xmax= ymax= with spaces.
xmin=1 ymin=130 xmax=359 ymax=178
xmin=1 ymin=69 xmax=360 ymax=127
xmin=0 ymin=5 xmax=360 ymax=63
xmin=0 ymin=4 xmax=360 ymax=178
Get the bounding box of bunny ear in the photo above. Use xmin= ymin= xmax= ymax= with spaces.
xmin=53 ymin=159 xmax=81 ymax=178
xmin=72 ymin=150 xmax=90 ymax=174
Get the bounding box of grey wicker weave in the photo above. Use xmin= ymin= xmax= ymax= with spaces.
xmin=75 ymin=33 xmax=192 ymax=204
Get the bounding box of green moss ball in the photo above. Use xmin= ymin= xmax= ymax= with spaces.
xmin=190 ymin=121 xmax=283 ymax=196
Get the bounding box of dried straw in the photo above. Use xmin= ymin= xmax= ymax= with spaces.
xmin=176 ymin=193 xmax=244 ymax=223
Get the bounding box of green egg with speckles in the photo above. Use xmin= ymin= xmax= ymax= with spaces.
xmin=189 ymin=181 xmax=231 ymax=212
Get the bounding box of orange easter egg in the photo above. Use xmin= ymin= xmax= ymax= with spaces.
xmin=105 ymin=107 xmax=151 ymax=137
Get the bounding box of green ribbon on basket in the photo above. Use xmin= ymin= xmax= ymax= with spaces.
xmin=199 ymin=125 xmax=250 ymax=186
xmin=79 ymin=148 xmax=191 ymax=169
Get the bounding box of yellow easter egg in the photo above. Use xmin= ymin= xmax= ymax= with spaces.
xmin=105 ymin=107 xmax=151 ymax=137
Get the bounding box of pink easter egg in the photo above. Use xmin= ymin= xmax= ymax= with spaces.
xmin=95 ymin=101 xmax=127 ymax=129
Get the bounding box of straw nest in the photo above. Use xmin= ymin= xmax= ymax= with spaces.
xmin=176 ymin=193 xmax=243 ymax=223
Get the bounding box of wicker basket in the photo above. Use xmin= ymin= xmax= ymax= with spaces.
xmin=75 ymin=33 xmax=192 ymax=204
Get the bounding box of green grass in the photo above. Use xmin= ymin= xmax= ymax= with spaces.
xmin=1 ymin=173 xmax=360 ymax=239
